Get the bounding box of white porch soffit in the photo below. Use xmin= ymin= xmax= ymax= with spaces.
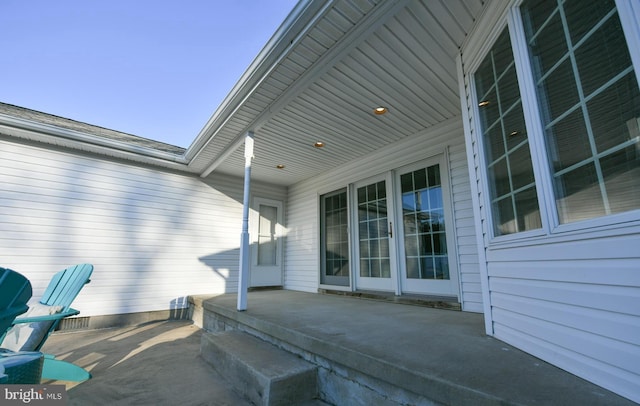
xmin=188 ymin=0 xmax=487 ymax=186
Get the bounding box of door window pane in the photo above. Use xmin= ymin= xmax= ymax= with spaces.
xmin=474 ymin=29 xmax=542 ymax=236
xmin=257 ymin=204 xmax=277 ymax=266
xmin=321 ymin=189 xmax=349 ymax=286
xmin=521 ymin=0 xmax=640 ymax=223
xmin=357 ymin=181 xmax=391 ymax=278
xmin=401 ymin=165 xmax=450 ymax=280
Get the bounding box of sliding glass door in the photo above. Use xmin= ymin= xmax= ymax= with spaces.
xmin=322 ymin=156 xmax=459 ymax=298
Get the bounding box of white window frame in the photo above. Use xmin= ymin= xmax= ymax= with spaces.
xmin=462 ymin=0 xmax=640 ymax=247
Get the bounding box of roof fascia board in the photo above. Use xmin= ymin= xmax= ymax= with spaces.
xmin=184 ymin=0 xmax=327 ymax=162
xmin=0 ymin=113 xmax=192 ymax=170
xmin=199 ymin=0 xmax=412 ymax=178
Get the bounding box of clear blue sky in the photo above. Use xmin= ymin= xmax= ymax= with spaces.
xmin=0 ymin=0 xmax=298 ymax=148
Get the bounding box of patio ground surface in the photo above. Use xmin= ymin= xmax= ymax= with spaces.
xmin=42 ymin=320 xmax=254 ymax=405
xmin=41 ymin=290 xmax=637 ymax=405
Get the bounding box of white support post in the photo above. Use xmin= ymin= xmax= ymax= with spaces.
xmin=237 ymin=131 xmax=254 ymax=311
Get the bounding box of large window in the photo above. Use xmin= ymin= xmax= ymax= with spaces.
xmin=521 ymin=0 xmax=640 ymax=224
xmin=475 ymin=29 xmax=542 ymax=236
xmin=473 ymin=0 xmax=639 ymax=236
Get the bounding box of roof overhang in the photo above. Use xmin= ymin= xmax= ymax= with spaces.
xmin=185 ymin=0 xmax=488 ymax=186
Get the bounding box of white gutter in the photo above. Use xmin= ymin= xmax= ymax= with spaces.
xmin=194 ymin=0 xmax=410 ymax=178
xmin=0 ymin=113 xmax=191 ymax=170
xmin=185 ymin=0 xmax=329 ymax=168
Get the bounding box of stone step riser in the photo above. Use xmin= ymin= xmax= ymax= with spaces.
xmin=200 ymin=330 xmax=318 ymax=406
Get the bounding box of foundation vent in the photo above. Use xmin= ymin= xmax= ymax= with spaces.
xmin=57 ymin=317 xmax=90 ymax=331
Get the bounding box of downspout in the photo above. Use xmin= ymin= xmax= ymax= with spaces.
xmin=237 ymin=131 xmax=254 ymax=311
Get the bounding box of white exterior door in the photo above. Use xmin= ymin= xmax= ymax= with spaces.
xmin=394 ymin=158 xmax=459 ymax=296
xmin=350 ymin=157 xmax=459 ymax=297
xmin=250 ymin=197 xmax=283 ymax=287
xmin=352 ymin=173 xmax=398 ymax=292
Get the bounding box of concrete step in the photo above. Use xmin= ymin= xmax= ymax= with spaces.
xmin=201 ymin=330 xmax=318 ymax=406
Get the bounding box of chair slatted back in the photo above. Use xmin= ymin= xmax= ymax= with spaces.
xmin=40 ymin=264 xmax=93 ymax=311
xmin=22 ymin=263 xmax=94 ymax=351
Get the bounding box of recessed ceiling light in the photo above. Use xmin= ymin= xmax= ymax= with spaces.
xmin=276 ymin=164 xmax=285 ymax=169
xmin=478 ymin=100 xmax=490 ymax=107
xmin=313 ymin=141 xmax=325 ymax=148
xmin=373 ymin=106 xmax=388 ymax=115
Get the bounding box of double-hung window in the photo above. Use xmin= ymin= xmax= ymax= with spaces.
xmin=473 ymin=0 xmax=640 ymax=237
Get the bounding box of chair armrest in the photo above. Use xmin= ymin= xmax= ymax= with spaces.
xmin=12 ymin=308 xmax=80 ymax=324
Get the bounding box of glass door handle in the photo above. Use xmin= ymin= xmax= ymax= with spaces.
xmin=389 ymin=221 xmax=393 ymax=238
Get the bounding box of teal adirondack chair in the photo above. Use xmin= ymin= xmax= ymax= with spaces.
xmin=0 ymin=267 xmax=44 ymax=384
xmin=0 ymin=263 xmax=94 ymax=382
xmin=0 ymin=267 xmax=32 ymax=336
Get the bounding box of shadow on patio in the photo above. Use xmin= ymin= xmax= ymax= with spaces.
xmin=42 ymin=321 xmax=251 ymax=406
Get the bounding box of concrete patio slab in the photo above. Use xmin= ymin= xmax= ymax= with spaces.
xmin=38 ymin=290 xmax=637 ymax=405
xmin=196 ymin=290 xmax=637 ymax=406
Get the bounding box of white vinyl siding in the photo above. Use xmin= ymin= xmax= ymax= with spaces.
xmin=485 ymin=237 xmax=640 ymax=403
xmin=459 ymin=0 xmax=640 ymax=402
xmin=0 ymin=137 xmax=285 ymax=317
xmin=285 ymin=118 xmax=482 ymax=312
xmin=449 ymin=150 xmax=484 ymax=312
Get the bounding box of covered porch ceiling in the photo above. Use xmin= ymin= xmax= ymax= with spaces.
xmin=187 ymin=0 xmax=487 ymax=186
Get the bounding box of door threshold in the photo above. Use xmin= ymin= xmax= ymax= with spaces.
xmin=319 ymin=289 xmax=461 ymax=311
xmin=248 ymin=286 xmax=283 ymax=292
